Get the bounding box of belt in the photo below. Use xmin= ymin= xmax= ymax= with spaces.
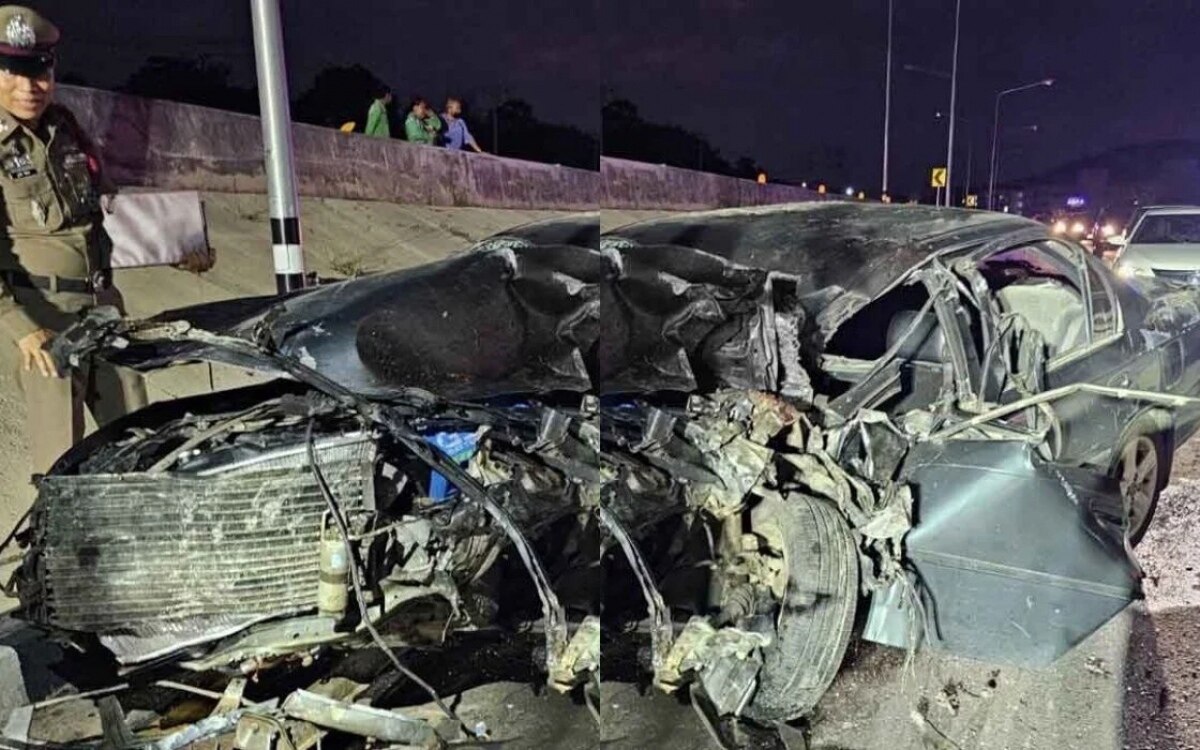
xmin=1 ymin=270 xmax=110 ymax=294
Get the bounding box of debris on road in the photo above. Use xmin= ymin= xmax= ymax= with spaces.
xmin=1085 ymin=656 xmax=1113 ymax=678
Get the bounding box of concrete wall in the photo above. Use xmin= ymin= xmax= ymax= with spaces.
xmin=55 ymin=86 xmax=824 ymax=213
xmin=56 ymin=86 xmax=600 ymax=211
xmin=601 ymin=157 xmax=828 ymax=210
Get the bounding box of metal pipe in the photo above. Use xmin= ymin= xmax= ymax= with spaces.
xmin=250 ymin=0 xmax=306 ymax=294
xmin=931 ymin=383 xmax=1200 ymax=442
xmin=882 ymin=0 xmax=894 ymax=196
xmin=943 ymin=0 xmax=961 ymax=207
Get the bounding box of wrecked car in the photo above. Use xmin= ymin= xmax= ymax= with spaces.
xmin=4 ymin=215 xmax=608 ymax=748
xmin=598 ymin=201 xmax=1200 ymax=725
xmin=7 ymin=202 xmax=1200 ymax=748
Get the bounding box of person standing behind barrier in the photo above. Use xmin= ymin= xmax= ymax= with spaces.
xmin=0 ymin=6 xmax=210 ymax=473
xmin=404 ymin=96 xmax=441 ymax=145
xmin=364 ymin=86 xmax=391 ymax=138
xmin=441 ymin=97 xmax=483 ymax=153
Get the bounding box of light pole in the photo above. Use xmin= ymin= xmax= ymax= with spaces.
xmin=988 ymin=78 xmax=1054 ymax=209
xmin=250 ymin=0 xmax=306 ymax=294
xmin=943 ymin=0 xmax=961 ymax=207
xmin=882 ymin=0 xmax=894 ymax=196
xmin=936 ymin=111 xmax=972 ymax=204
xmin=902 ymin=63 xmax=953 ymax=204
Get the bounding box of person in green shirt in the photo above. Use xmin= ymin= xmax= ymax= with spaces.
xmin=404 ymin=96 xmax=442 ymax=145
xmin=364 ymin=87 xmax=391 ymax=138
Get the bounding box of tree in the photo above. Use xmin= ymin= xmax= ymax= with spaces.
xmin=121 ymin=55 xmax=257 ymax=114
xmin=490 ymin=98 xmax=597 ymax=170
xmin=293 ymin=64 xmax=389 ymax=130
xmin=601 ymin=97 xmax=760 ymax=178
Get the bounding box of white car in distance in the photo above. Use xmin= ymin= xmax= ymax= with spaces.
xmin=1113 ymin=206 xmax=1200 ymax=284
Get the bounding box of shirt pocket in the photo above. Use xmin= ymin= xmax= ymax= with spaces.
xmin=1 ymin=177 xmax=64 ymax=234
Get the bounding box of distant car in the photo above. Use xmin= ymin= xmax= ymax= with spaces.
xmin=1050 ymin=210 xmax=1123 ymax=257
xmin=1113 ymin=206 xmax=1200 ymax=283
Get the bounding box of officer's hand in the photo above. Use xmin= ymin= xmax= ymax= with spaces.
xmin=18 ymin=329 xmax=59 ymax=378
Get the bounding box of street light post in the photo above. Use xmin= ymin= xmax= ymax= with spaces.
xmin=943 ymin=0 xmax=961 ymax=207
xmin=987 ymin=78 xmax=1054 ymax=210
xmin=882 ymin=0 xmax=894 ymax=196
xmin=249 ymin=0 xmax=305 ymax=294
xmin=938 ymin=111 xmax=972 ymax=204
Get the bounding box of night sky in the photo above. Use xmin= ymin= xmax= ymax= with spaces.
xmin=33 ymin=1 xmax=1200 ymax=196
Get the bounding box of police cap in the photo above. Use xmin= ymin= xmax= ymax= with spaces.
xmin=0 ymin=6 xmax=57 ymax=77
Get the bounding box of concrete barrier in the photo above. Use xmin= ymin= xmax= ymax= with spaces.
xmin=601 ymin=157 xmax=830 ymax=210
xmin=55 ymin=86 xmax=827 ymax=212
xmin=56 ymin=86 xmax=600 ymax=211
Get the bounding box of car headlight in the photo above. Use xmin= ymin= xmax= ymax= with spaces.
xmin=1071 ymin=221 xmax=1086 ymax=236
xmin=1102 ymin=223 xmax=1117 ymax=238
xmin=1053 ymin=220 xmax=1067 ymax=234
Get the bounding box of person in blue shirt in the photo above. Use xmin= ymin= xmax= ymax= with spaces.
xmin=441 ymin=97 xmax=484 ymax=153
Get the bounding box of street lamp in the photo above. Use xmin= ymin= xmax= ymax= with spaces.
xmin=944 ymin=0 xmax=962 ymax=208
xmin=987 ymin=78 xmax=1054 ymax=209
xmin=936 ymin=111 xmax=972 ymax=204
xmin=882 ymin=0 xmax=894 ymax=196
xmin=903 ymin=62 xmax=958 ymax=206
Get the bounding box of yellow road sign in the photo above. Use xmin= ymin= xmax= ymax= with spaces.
xmin=965 ymin=194 xmax=979 ymax=208
xmin=930 ymin=167 xmax=947 ymax=188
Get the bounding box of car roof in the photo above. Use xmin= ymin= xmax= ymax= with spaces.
xmin=605 ymin=202 xmax=1040 ymax=303
xmin=1135 ymin=205 xmax=1200 ymax=215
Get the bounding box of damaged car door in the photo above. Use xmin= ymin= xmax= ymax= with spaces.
xmin=864 ymin=237 xmax=1144 ymax=667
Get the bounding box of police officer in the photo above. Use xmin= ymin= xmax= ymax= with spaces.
xmin=0 ymin=6 xmax=191 ymax=473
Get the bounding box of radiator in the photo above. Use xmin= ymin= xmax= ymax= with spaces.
xmin=25 ymin=433 xmax=374 ymax=637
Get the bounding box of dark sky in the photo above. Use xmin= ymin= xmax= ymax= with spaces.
xmin=34 ymin=1 xmax=1200 ymax=196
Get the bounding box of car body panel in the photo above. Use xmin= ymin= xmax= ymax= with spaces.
xmin=864 ymin=439 xmax=1138 ymax=666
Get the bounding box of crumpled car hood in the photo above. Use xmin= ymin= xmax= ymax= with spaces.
xmin=88 ymin=238 xmax=801 ymax=399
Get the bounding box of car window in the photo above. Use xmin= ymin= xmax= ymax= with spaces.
xmin=1130 ymin=213 xmax=1200 ymax=244
xmin=977 ymin=242 xmax=1089 ymax=359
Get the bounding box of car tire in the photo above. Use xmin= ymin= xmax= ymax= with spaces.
xmin=1110 ymin=414 xmax=1172 ymax=546
xmin=742 ymin=493 xmax=858 ymax=724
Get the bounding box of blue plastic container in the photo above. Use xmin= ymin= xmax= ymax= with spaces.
xmin=425 ymin=431 xmax=480 ymax=502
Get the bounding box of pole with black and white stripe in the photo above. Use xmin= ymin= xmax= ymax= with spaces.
xmin=250 ymin=0 xmax=306 ymax=294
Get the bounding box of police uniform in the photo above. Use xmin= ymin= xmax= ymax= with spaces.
xmin=0 ymin=6 xmax=146 ymax=473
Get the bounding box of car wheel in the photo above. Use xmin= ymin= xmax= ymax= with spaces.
xmin=1111 ymin=416 xmax=1171 ymax=546
xmin=742 ymin=493 xmax=858 ymax=723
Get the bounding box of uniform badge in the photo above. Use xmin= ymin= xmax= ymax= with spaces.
xmin=5 ymin=14 xmax=35 ymax=50
xmin=30 ymin=199 xmax=45 ymax=227
xmin=2 ymin=152 xmax=35 ymax=179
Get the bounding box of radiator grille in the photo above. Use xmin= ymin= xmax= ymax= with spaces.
xmin=30 ymin=434 xmax=373 ymax=633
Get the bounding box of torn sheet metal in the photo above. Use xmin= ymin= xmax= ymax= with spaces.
xmin=655 ymin=617 xmax=769 ymax=718
xmin=549 ymin=616 xmax=600 ymax=692
xmin=281 ymin=690 xmax=441 ymax=749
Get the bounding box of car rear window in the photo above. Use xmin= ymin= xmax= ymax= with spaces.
xmin=1131 ymin=214 xmax=1200 ymax=244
